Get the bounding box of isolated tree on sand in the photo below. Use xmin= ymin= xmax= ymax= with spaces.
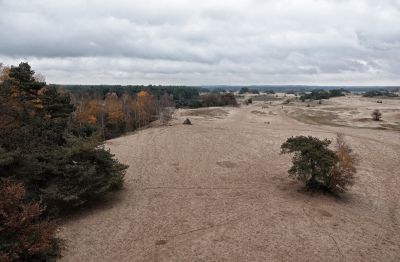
xmin=280 ymin=136 xmax=337 ymax=190
xmin=280 ymin=135 xmax=356 ymax=193
xmin=371 ymin=109 xmax=382 ymax=121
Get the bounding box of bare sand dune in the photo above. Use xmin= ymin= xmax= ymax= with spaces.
xmin=58 ymin=96 xmax=400 ymax=261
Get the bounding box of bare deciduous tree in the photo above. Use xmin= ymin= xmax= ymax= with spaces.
xmin=34 ymin=72 xmax=46 ymax=83
xmin=154 ymin=93 xmax=175 ymax=125
xmin=371 ymin=109 xmax=382 ymax=120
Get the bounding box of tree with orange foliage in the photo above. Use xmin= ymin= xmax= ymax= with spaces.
xmin=121 ymin=93 xmax=133 ymax=132
xmin=0 ymin=63 xmax=10 ymax=83
xmin=0 ymin=179 xmax=59 ymax=262
xmin=71 ymin=90 xmax=93 ymax=127
xmin=132 ymin=91 xmax=156 ymax=128
xmin=105 ymin=92 xmax=124 ymax=132
xmin=70 ymin=90 xmax=111 ymax=138
xmin=221 ymin=92 xmax=238 ymax=106
xmin=88 ymin=97 xmax=107 ymax=138
xmin=327 ymin=134 xmax=357 ymax=193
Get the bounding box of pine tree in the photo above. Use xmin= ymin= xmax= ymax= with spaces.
xmin=0 ymin=62 xmax=128 ymax=207
xmin=41 ymin=132 xmax=127 ymax=206
xmin=280 ymin=136 xmax=338 ymax=191
xmin=8 ymin=62 xmax=45 ymax=99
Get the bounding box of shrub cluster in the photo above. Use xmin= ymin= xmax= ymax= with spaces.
xmin=238 ymin=87 xmax=260 ymax=94
xmin=300 ymin=88 xmax=349 ymax=101
xmin=363 ymin=90 xmax=398 ymax=98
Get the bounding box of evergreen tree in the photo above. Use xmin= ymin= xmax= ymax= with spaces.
xmin=8 ymin=62 xmax=45 ymax=99
xmin=41 ymin=132 xmax=127 ymax=206
xmin=280 ymin=136 xmax=338 ymax=191
xmin=0 ymin=63 xmax=128 ymax=207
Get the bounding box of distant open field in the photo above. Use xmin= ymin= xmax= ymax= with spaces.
xmin=58 ymin=94 xmax=400 ymax=261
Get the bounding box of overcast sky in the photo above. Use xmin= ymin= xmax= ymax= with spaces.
xmin=1 ymin=0 xmax=399 ymax=85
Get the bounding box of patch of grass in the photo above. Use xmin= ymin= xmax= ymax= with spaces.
xmin=349 ymin=111 xmax=360 ymax=115
xmin=322 ymin=107 xmax=357 ymax=112
xmin=357 ymin=118 xmax=372 ymax=122
xmin=251 ymin=110 xmax=267 ymax=115
xmin=287 ymin=109 xmax=340 ymax=126
xmin=380 ymin=124 xmax=400 ymax=131
xmin=252 ymin=96 xmax=283 ymax=102
xmin=368 ymin=96 xmax=400 ymax=100
xmin=184 ymin=108 xmax=228 ymax=118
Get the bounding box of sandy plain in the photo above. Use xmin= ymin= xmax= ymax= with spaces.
xmin=58 ymin=94 xmax=400 ymax=262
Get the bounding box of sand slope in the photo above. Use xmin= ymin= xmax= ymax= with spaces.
xmin=58 ymin=96 xmax=400 ymax=261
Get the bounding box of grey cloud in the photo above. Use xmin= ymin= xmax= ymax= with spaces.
xmin=0 ymin=0 xmax=399 ymax=85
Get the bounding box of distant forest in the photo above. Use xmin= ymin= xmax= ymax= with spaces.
xmin=201 ymin=85 xmax=400 ymax=92
xmin=59 ymin=84 xmax=400 ymax=99
xmin=58 ymin=84 xmax=205 ymax=100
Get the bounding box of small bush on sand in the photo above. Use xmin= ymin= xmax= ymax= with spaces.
xmin=371 ymin=109 xmax=382 ymax=121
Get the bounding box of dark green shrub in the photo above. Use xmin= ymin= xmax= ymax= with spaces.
xmin=238 ymin=87 xmax=249 ymax=94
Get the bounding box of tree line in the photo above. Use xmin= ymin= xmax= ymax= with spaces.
xmin=0 ymin=62 xmax=130 ymax=261
xmin=362 ymin=89 xmax=398 ymax=98
xmin=68 ymin=88 xmax=175 ymax=139
xmin=299 ymin=88 xmax=350 ymax=101
xmin=65 ymin=84 xmax=238 ymax=138
xmin=61 ymin=84 xmax=200 ymax=101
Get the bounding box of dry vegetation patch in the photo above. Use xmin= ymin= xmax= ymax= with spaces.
xmin=322 ymin=107 xmax=358 ymax=112
xmin=251 ymin=110 xmax=267 ymax=115
xmin=251 ymin=96 xmax=284 ymax=102
xmin=183 ymin=108 xmax=229 ymax=119
xmin=286 ymin=108 xmax=341 ymax=126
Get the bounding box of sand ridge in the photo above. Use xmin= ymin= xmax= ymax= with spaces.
xmin=58 ymin=95 xmax=400 ymax=261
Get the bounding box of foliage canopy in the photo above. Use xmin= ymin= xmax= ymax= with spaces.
xmin=0 ymin=179 xmax=59 ymax=262
xmin=280 ymin=136 xmax=338 ymax=190
xmin=280 ymin=135 xmax=357 ymax=193
xmin=0 ymin=62 xmax=128 ymax=207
